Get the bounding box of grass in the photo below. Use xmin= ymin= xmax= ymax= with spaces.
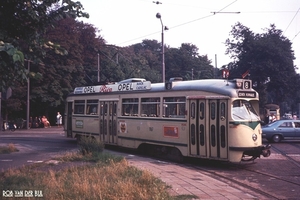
xmin=0 ymin=143 xmax=19 ymax=154
xmin=0 ymin=137 xmax=198 ymax=200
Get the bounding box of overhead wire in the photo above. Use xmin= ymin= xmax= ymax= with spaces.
xmin=283 ymin=7 xmax=300 ymax=35
xmin=292 ymin=30 xmax=300 ymax=41
xmin=117 ymin=0 xmax=239 ymax=45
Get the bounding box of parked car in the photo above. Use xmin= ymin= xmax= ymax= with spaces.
xmin=262 ymin=120 xmax=300 ymax=142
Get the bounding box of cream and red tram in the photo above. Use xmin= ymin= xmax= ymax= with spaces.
xmin=64 ymin=78 xmax=271 ymax=163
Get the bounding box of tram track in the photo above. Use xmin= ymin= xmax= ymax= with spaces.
xmin=184 ymin=143 xmax=300 ymax=199
xmin=186 ymin=159 xmax=300 ymax=199
xmin=271 ymin=143 xmax=300 ymax=168
xmin=191 ymin=163 xmax=281 ymax=199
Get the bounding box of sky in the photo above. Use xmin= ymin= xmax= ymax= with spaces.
xmin=78 ymin=0 xmax=300 ymax=72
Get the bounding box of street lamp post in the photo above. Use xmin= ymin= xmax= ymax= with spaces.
xmin=24 ymin=59 xmax=31 ymax=129
xmin=156 ymin=13 xmax=168 ymax=83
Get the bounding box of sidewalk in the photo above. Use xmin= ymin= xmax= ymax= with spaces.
xmin=0 ymin=126 xmax=65 ymax=133
xmin=122 ymin=154 xmax=267 ymax=200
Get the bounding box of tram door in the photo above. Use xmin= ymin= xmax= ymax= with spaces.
xmin=189 ymin=99 xmax=207 ymax=157
xmin=99 ymin=101 xmax=118 ymax=144
xmin=208 ymin=99 xmax=228 ymax=159
xmin=189 ymin=99 xmax=228 ymax=159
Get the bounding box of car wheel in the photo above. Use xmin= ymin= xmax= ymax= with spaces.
xmin=272 ymin=134 xmax=281 ymax=143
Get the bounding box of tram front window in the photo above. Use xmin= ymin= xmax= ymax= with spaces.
xmin=232 ymin=100 xmax=260 ymax=121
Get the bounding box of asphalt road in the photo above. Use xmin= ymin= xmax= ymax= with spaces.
xmin=0 ymin=127 xmax=77 ymax=171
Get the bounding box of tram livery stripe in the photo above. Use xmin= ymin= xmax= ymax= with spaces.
xmin=118 ymin=136 xmax=188 ymax=147
xmin=229 ymin=121 xmax=260 ymax=129
xmin=72 ymin=131 xmax=188 ymax=147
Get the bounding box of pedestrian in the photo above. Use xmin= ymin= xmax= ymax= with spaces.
xmin=293 ymin=114 xmax=297 ymax=120
xmin=264 ymin=115 xmax=269 ymax=124
xmin=56 ymin=112 xmax=62 ymax=127
xmin=269 ymin=114 xmax=276 ymax=122
xmin=42 ymin=116 xmax=50 ymax=128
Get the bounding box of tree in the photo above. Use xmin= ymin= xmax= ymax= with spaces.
xmin=0 ymin=0 xmax=89 ymax=121
xmin=0 ymin=0 xmax=89 ymax=90
xmin=225 ymin=22 xmax=296 ymax=109
xmin=27 ymin=18 xmax=108 ymax=119
xmin=0 ymin=43 xmax=24 ymax=90
xmin=165 ymin=43 xmax=214 ymax=80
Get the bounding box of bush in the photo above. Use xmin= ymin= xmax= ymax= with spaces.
xmin=77 ymin=136 xmax=104 ymax=156
xmin=0 ymin=143 xmax=19 ymax=154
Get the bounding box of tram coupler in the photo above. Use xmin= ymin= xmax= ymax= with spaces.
xmin=261 ymin=144 xmax=271 ymax=157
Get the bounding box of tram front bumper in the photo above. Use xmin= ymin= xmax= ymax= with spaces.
xmin=230 ymin=144 xmax=271 ymax=159
xmin=244 ymin=144 xmax=271 ymax=158
xmin=261 ymin=144 xmax=271 ymax=157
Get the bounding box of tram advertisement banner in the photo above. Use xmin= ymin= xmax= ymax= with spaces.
xmin=163 ymin=126 xmax=179 ymax=138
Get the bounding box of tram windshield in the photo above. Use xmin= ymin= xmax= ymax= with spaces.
xmin=232 ymin=100 xmax=260 ymax=121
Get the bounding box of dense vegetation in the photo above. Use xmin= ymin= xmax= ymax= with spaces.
xmin=0 ymin=1 xmax=298 ymax=124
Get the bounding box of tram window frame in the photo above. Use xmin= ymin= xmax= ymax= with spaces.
xmin=199 ymin=102 xmax=205 ymax=120
xmin=122 ymin=98 xmax=139 ymax=116
xmin=86 ymin=100 xmax=98 ymax=115
xmin=190 ymin=102 xmax=195 ymax=119
xmin=141 ymin=97 xmax=160 ymax=117
xmin=220 ymin=102 xmax=226 ymax=119
xmin=211 ymin=102 xmax=216 ymax=120
xmin=74 ymin=100 xmax=85 ymax=114
xmin=163 ymin=97 xmax=186 ymax=118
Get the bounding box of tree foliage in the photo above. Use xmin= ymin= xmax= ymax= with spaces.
xmin=0 ymin=0 xmax=88 ymax=120
xmin=0 ymin=0 xmax=89 ymax=90
xmin=225 ymin=22 xmax=296 ymax=109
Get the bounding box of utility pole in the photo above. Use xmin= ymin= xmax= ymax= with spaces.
xmin=0 ymin=92 xmax=1 ymax=132
xmin=25 ymin=59 xmax=31 ymax=129
xmin=97 ymin=53 xmax=100 ymax=82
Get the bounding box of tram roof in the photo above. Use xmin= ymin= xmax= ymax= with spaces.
xmin=150 ymin=79 xmax=241 ymax=97
xmin=69 ymin=78 xmax=257 ymax=99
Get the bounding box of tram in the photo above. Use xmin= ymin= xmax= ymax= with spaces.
xmin=64 ymin=78 xmax=271 ymax=163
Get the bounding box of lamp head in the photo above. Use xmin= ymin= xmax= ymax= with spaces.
xmin=156 ymin=13 xmax=161 ymax=19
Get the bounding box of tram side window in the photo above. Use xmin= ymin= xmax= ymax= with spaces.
xmin=163 ymin=97 xmax=186 ymax=118
xmin=86 ymin=100 xmax=98 ymax=115
xmin=74 ymin=100 xmax=85 ymax=114
xmin=141 ymin=98 xmax=160 ymax=117
xmin=122 ymin=98 xmax=138 ymax=116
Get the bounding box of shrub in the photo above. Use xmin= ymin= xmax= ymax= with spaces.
xmin=77 ymin=136 xmax=104 ymax=156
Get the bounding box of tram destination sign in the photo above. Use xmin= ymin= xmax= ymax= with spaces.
xmin=238 ymin=91 xmax=256 ymax=98
xmin=74 ymin=81 xmax=151 ymax=94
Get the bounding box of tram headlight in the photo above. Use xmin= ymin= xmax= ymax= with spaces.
xmin=252 ymin=133 xmax=258 ymax=141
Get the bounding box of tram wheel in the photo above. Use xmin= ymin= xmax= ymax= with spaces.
xmin=169 ymin=148 xmax=183 ymax=163
xmin=272 ymin=134 xmax=282 ymax=143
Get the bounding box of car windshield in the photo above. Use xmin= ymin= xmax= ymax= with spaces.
xmin=232 ymin=100 xmax=260 ymax=121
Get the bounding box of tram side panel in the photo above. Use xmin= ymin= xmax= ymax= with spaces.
xmin=117 ymin=94 xmax=189 ymax=156
xmin=117 ymin=117 xmax=189 ymax=156
xmin=65 ymin=98 xmax=101 ymax=140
